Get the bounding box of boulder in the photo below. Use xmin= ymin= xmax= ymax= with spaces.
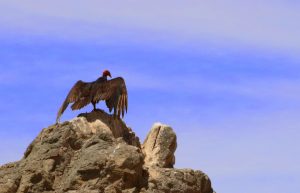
xmin=142 ymin=123 xmax=177 ymax=168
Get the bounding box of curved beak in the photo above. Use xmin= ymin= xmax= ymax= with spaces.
xmin=108 ymin=73 xmax=112 ymax=78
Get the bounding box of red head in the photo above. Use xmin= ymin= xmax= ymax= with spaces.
xmin=102 ymin=70 xmax=112 ymax=78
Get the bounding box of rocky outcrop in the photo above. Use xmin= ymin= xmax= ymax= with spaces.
xmin=0 ymin=110 xmax=214 ymax=193
xmin=141 ymin=124 xmax=213 ymax=193
xmin=142 ymin=123 xmax=177 ymax=168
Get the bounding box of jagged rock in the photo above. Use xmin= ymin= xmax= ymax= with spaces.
xmin=141 ymin=123 xmax=214 ymax=193
xmin=143 ymin=167 xmax=214 ymax=193
xmin=0 ymin=110 xmax=214 ymax=193
xmin=142 ymin=123 xmax=177 ymax=168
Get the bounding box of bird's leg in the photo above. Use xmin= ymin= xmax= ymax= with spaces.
xmin=92 ymin=102 xmax=97 ymax=111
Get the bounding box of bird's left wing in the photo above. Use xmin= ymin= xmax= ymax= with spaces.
xmin=56 ymin=80 xmax=91 ymax=123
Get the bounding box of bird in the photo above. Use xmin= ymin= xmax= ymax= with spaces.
xmin=56 ymin=70 xmax=128 ymax=123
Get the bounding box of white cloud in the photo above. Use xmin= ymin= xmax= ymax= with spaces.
xmin=123 ymin=69 xmax=300 ymax=102
xmin=2 ymin=60 xmax=300 ymax=102
xmin=0 ymin=1 xmax=300 ymax=54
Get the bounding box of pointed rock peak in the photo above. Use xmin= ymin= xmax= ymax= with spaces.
xmin=142 ymin=123 xmax=177 ymax=168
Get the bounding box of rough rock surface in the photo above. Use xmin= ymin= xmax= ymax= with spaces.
xmin=142 ymin=123 xmax=177 ymax=168
xmin=0 ymin=110 xmax=214 ymax=193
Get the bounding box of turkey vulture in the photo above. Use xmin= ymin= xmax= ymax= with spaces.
xmin=56 ymin=70 xmax=128 ymax=123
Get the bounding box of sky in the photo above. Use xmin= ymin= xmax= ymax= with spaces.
xmin=0 ymin=1 xmax=300 ymax=193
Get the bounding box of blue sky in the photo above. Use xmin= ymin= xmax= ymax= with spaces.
xmin=0 ymin=1 xmax=300 ymax=193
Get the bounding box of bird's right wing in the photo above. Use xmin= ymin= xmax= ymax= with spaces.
xmin=56 ymin=80 xmax=90 ymax=123
xmin=93 ymin=77 xmax=128 ymax=118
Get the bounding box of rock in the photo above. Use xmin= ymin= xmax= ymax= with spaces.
xmin=0 ymin=110 xmax=214 ymax=193
xmin=142 ymin=123 xmax=177 ymax=168
xmin=143 ymin=167 xmax=214 ymax=193
xmin=141 ymin=123 xmax=214 ymax=193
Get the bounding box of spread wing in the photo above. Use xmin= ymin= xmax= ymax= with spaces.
xmin=93 ymin=77 xmax=128 ymax=118
xmin=56 ymin=80 xmax=92 ymax=123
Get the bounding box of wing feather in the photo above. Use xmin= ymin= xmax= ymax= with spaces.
xmin=93 ymin=77 xmax=128 ymax=118
xmin=121 ymin=95 xmax=125 ymax=117
xmin=56 ymin=80 xmax=91 ymax=123
xmin=71 ymin=97 xmax=91 ymax=110
xmin=56 ymin=76 xmax=128 ymax=123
